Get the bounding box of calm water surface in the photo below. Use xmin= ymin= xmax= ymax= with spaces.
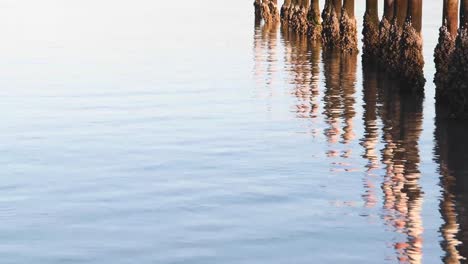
xmin=0 ymin=0 xmax=465 ymax=263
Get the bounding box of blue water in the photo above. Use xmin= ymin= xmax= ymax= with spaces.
xmin=0 ymin=0 xmax=464 ymax=263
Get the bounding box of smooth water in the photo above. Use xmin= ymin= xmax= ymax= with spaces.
xmin=0 ymin=1 xmax=465 ymax=263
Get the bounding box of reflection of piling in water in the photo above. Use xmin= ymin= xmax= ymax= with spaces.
xmin=323 ymin=49 xmax=343 ymax=147
xmin=340 ymin=0 xmax=358 ymax=53
xmin=363 ymin=0 xmax=380 ymax=60
xmin=340 ymin=52 xmax=357 ymax=145
xmin=377 ymin=75 xmax=424 ymax=264
xmin=281 ymin=28 xmax=321 ymax=120
xmin=254 ymin=0 xmax=280 ymax=24
xmin=434 ymin=113 xmax=468 ymax=263
xmin=361 ymin=62 xmax=380 ymax=208
xmin=322 ymin=48 xmax=357 ymax=157
xmin=434 ymin=0 xmax=459 ymax=98
xmin=253 ymin=22 xmax=279 ymax=92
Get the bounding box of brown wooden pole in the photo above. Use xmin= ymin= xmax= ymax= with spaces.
xmin=443 ymin=0 xmax=459 ymax=37
xmin=461 ymin=0 xmax=468 ymax=27
xmin=366 ymin=0 xmax=379 ymax=24
xmin=310 ymin=0 xmax=321 ymax=24
xmin=384 ymin=0 xmax=395 ymax=20
xmin=407 ymin=0 xmax=423 ymax=33
xmin=333 ymin=0 xmax=342 ymax=18
xmin=343 ymin=0 xmax=355 ymax=19
xmin=394 ymin=0 xmax=408 ymax=27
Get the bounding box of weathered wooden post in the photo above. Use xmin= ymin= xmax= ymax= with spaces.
xmin=384 ymin=0 xmax=395 ymax=20
xmin=434 ymin=0 xmax=459 ymax=98
xmin=322 ymin=0 xmax=340 ymax=46
xmin=333 ymin=0 xmax=342 ymax=19
xmin=442 ymin=0 xmax=468 ymax=117
xmin=385 ymin=0 xmax=407 ymax=73
xmin=254 ymin=0 xmax=280 ymax=24
xmin=255 ymin=0 xmax=263 ymax=23
xmin=400 ymin=0 xmax=425 ymax=91
xmin=340 ymin=0 xmax=358 ymax=53
xmin=268 ymin=0 xmax=280 ymax=23
xmin=307 ymin=0 xmax=322 ymax=40
xmin=363 ymin=0 xmax=379 ymax=58
xmin=379 ymin=0 xmax=395 ymax=64
xmin=291 ymin=0 xmax=309 ymax=33
xmin=461 ymin=0 xmax=468 ymax=26
xmin=281 ymin=0 xmax=292 ymax=22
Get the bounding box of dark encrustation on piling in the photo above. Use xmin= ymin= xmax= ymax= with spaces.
xmin=385 ymin=0 xmax=407 ymax=73
xmin=322 ymin=0 xmax=341 ymax=46
xmin=254 ymin=0 xmax=280 ymax=24
xmin=340 ymin=0 xmax=358 ymax=53
xmin=363 ymin=0 xmax=380 ymax=59
xmin=308 ymin=0 xmax=322 ymax=41
xmin=444 ymin=0 xmax=468 ymax=116
xmin=434 ymin=0 xmax=459 ymax=100
xmin=291 ymin=0 xmax=310 ymax=34
xmin=378 ymin=0 xmax=395 ymax=64
xmin=400 ymin=0 xmax=425 ymax=91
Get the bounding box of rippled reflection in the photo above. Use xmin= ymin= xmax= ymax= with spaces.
xmin=281 ymin=26 xmax=321 ymax=122
xmin=377 ymin=76 xmax=424 ymax=264
xmin=435 ymin=114 xmax=468 ymax=263
xmin=250 ymin=20 xmax=468 ymax=263
xmin=361 ymin=63 xmax=380 ymax=209
xmin=253 ymin=21 xmax=279 ymax=99
xmin=322 ymin=49 xmax=357 ymax=163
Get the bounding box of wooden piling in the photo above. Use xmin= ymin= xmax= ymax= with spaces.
xmin=255 ymin=0 xmax=280 ymax=24
xmin=400 ymin=0 xmax=425 ymax=91
xmin=281 ymin=0 xmax=292 ymax=21
xmin=333 ymin=0 xmax=342 ymax=19
xmin=322 ymin=0 xmax=341 ymax=46
xmin=442 ymin=0 xmax=468 ymax=117
xmin=363 ymin=0 xmax=380 ymax=59
xmin=407 ymin=0 xmax=422 ymax=33
xmin=434 ymin=0 xmax=459 ymax=98
xmin=379 ymin=0 xmax=395 ymax=65
xmin=340 ymin=0 xmax=358 ymax=53
xmin=384 ymin=0 xmax=395 ymax=21
xmin=290 ymin=0 xmax=310 ymax=33
xmin=385 ymin=0 xmax=407 ymax=74
xmin=444 ymin=0 xmax=459 ymax=37
xmin=308 ymin=0 xmax=322 ymax=41
xmin=394 ymin=0 xmax=408 ymax=27
xmin=461 ymin=0 xmax=468 ymax=27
